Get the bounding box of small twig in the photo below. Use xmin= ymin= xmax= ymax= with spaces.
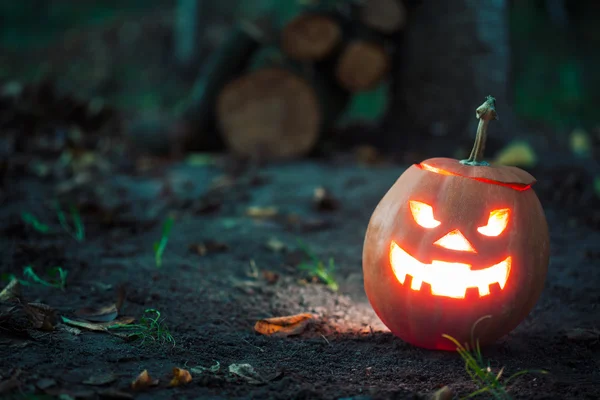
xmin=242 ymin=338 xmax=265 ymax=353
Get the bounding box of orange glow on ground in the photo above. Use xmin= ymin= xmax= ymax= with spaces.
xmin=417 ymin=163 xmax=532 ymax=191
xmin=477 ymin=208 xmax=510 ymax=236
xmin=409 ymin=200 xmax=441 ymax=228
xmin=389 ymin=241 xmax=511 ymax=299
xmin=434 ymin=229 xmax=476 ymax=252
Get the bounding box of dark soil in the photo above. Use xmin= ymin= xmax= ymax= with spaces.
xmin=1 ymin=146 xmax=599 ymax=399
xmin=1 ymin=3 xmax=599 ymax=399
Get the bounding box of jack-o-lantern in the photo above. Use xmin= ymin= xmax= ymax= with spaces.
xmin=363 ymin=97 xmax=549 ymax=350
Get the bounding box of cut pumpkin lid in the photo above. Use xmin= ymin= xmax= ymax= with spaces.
xmin=416 ymin=158 xmax=536 ymax=191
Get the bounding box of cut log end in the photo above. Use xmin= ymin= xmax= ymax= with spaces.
xmin=336 ymin=41 xmax=390 ymax=92
xmin=217 ymin=68 xmax=321 ymax=160
xmin=360 ymin=0 xmax=407 ymax=34
xmin=281 ymin=14 xmax=342 ymax=61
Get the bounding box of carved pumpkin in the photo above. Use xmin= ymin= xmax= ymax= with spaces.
xmin=362 ymin=97 xmax=550 ymax=350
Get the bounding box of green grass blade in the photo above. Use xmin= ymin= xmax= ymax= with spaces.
xmin=444 ymin=331 xmax=545 ymax=400
xmin=70 ymin=204 xmax=85 ymax=241
xmin=55 ymin=202 xmax=70 ymax=233
xmin=49 ymin=267 xmax=68 ymax=290
xmin=23 ymin=266 xmax=53 ymax=287
xmin=504 ymin=369 xmax=547 ymax=386
xmin=461 ymin=386 xmax=491 ymax=399
xmin=296 ymin=239 xmax=320 ymax=265
xmin=55 ymin=201 xmax=85 ymax=242
xmin=161 ymin=217 xmax=174 ymax=237
xmin=21 ymin=212 xmax=50 ymax=233
xmin=110 ymin=308 xmax=175 ymax=346
xmin=22 ymin=266 xmax=67 ymax=290
xmin=295 ymin=241 xmax=338 ymax=291
xmin=1 ymin=273 xmax=24 ymax=286
xmin=154 ymin=217 xmax=174 ymax=268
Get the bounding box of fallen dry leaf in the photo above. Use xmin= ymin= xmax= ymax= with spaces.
xmin=189 ymin=240 xmax=229 ymax=256
xmin=265 ymin=237 xmax=286 ymax=253
xmin=169 ymin=367 xmax=192 ymax=387
xmin=83 ymin=373 xmax=117 ymax=386
xmin=246 ymin=206 xmax=278 ymax=219
xmin=246 ymin=259 xmax=259 ymax=278
xmin=0 ymin=304 xmax=17 ymax=324
xmin=262 ymin=270 xmax=279 ymax=285
xmin=131 ymin=370 xmax=159 ymax=391
xmin=431 ymin=385 xmax=453 ymax=400
xmin=254 ymin=313 xmax=315 ymax=337
xmin=75 ymin=304 xmax=118 ymax=323
xmin=61 ymin=315 xmax=135 ymax=332
xmin=190 ymin=361 xmax=220 ymax=376
xmin=0 ymin=279 xmax=20 ymax=301
xmin=228 ymin=364 xmax=265 ymax=385
xmin=23 ymin=302 xmax=57 ymax=331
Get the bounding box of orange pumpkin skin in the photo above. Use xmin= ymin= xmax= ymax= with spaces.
xmin=362 ymin=157 xmax=550 ymax=351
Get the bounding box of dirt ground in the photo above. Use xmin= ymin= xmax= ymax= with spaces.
xmin=1 ymin=149 xmax=599 ymax=400
xmin=0 ymin=2 xmax=599 ymax=398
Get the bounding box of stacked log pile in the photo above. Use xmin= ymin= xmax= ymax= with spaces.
xmin=183 ymin=0 xmax=409 ymax=160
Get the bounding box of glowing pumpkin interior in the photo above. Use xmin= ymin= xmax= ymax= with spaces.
xmin=390 ymin=199 xmax=513 ymax=299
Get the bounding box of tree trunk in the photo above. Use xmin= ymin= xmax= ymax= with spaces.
xmin=179 ymin=22 xmax=263 ymax=151
xmin=173 ymin=0 xmax=201 ymax=69
xmin=385 ymin=0 xmax=517 ymax=149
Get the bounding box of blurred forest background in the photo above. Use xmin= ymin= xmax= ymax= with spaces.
xmin=0 ymin=0 xmax=599 ymax=167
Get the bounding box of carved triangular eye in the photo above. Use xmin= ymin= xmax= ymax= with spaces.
xmin=409 ymin=201 xmax=441 ymax=228
xmin=477 ymin=209 xmax=510 ymax=237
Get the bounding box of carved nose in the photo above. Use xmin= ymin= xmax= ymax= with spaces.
xmin=434 ymin=229 xmax=476 ymax=253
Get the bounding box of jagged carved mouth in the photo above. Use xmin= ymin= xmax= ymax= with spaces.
xmin=390 ymin=241 xmax=511 ymax=299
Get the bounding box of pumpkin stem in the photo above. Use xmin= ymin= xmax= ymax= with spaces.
xmin=460 ymin=95 xmax=498 ymax=166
